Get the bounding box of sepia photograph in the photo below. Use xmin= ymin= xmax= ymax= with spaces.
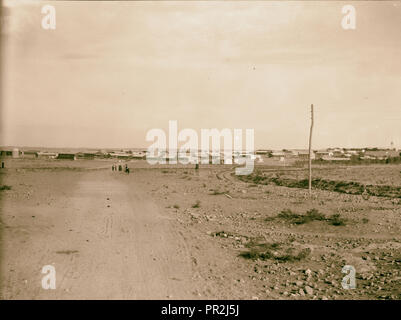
xmin=0 ymin=0 xmax=400 ymax=307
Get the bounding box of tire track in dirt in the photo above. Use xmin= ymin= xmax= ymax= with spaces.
xmin=48 ymin=172 xmax=199 ymax=299
xmin=1 ymin=170 xmax=200 ymax=299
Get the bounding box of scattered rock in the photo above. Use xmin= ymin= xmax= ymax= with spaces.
xmin=305 ymin=285 xmax=314 ymax=295
xmin=305 ymin=269 xmax=312 ymax=277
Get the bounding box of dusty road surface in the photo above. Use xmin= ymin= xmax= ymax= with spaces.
xmin=0 ymin=167 xmax=200 ymax=299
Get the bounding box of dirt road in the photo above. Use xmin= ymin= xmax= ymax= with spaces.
xmin=1 ymin=170 xmax=199 ymax=299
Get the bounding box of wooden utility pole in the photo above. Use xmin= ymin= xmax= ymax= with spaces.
xmin=308 ymin=104 xmax=314 ymax=196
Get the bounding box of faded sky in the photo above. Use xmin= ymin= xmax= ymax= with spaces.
xmin=1 ymin=0 xmax=400 ymax=149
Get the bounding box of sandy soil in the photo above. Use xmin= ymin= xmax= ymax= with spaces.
xmin=0 ymin=159 xmax=400 ymax=300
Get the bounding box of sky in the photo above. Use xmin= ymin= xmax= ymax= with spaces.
xmin=1 ymin=0 xmax=400 ymax=149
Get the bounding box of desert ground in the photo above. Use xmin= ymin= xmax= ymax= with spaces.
xmin=0 ymin=158 xmax=400 ymax=300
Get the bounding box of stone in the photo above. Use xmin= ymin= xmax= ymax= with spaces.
xmin=305 ymin=286 xmax=314 ymax=295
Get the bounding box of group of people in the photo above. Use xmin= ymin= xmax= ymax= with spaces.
xmin=112 ymin=163 xmax=130 ymax=174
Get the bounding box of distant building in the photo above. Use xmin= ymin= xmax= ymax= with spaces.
xmin=360 ymin=156 xmax=376 ymax=160
xmin=364 ymin=150 xmax=399 ymax=159
xmin=0 ymin=150 xmax=13 ymax=157
xmin=23 ymin=151 xmax=39 ymax=158
xmin=271 ymin=151 xmax=286 ymax=158
xmin=12 ymin=148 xmax=20 ymax=158
xmin=37 ymin=152 xmax=58 ymax=159
xmin=94 ymin=151 xmax=109 ymax=158
xmin=83 ymin=153 xmax=95 ymax=159
xmin=345 ymin=150 xmax=359 ymax=156
xmin=332 ymin=151 xmax=345 ymax=158
xmin=255 ymin=150 xmax=272 ymax=155
xmin=57 ymin=153 xmax=76 ymax=160
xmin=315 ymin=151 xmax=333 ymax=160
xmin=297 ymin=151 xmax=315 ymax=160
xmin=131 ymin=151 xmax=146 ymax=159
xmin=110 ymin=152 xmax=131 ymax=159
xmin=76 ymin=152 xmax=96 ymax=160
xmin=322 ymin=157 xmax=350 ymax=161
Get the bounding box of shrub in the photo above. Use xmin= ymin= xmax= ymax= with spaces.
xmin=210 ymin=189 xmax=226 ymax=195
xmin=239 ymin=244 xmax=310 ymax=262
xmin=192 ymin=200 xmax=201 ymax=208
xmin=328 ymin=214 xmax=346 ymax=226
xmin=277 ymin=208 xmax=325 ymax=225
xmin=305 ymin=208 xmax=326 ymax=221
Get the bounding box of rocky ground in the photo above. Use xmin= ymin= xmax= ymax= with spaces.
xmin=0 ymin=159 xmax=400 ymax=299
xmin=136 ymin=163 xmax=401 ymax=300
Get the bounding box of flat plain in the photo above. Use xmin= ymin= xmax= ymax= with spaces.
xmin=1 ymin=158 xmax=400 ymax=299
